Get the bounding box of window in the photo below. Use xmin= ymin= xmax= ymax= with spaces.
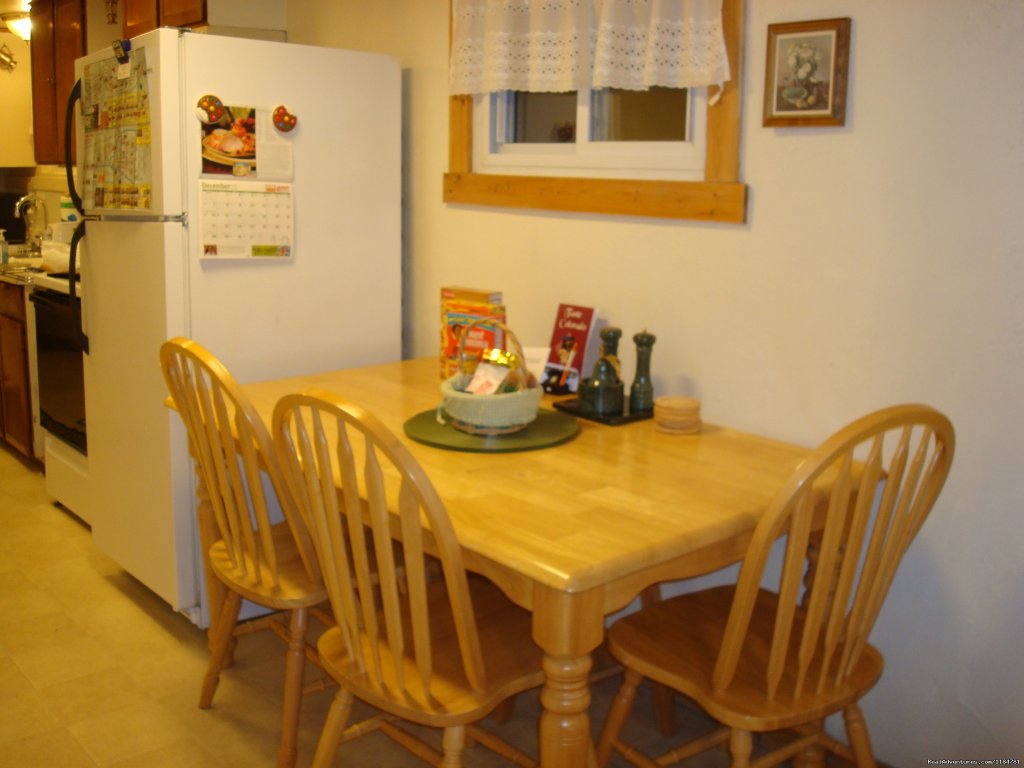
xmin=476 ymin=86 xmax=706 ymax=181
xmin=444 ymin=0 xmax=747 ymax=223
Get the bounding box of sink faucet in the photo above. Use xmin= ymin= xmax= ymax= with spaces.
xmin=14 ymin=193 xmax=48 ymax=253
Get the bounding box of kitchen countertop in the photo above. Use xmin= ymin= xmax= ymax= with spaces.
xmin=0 ymin=255 xmax=46 ymax=285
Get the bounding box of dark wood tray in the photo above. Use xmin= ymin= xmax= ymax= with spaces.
xmin=552 ymin=398 xmax=653 ymax=426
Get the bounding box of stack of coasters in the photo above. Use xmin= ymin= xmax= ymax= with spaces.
xmin=654 ymin=396 xmax=701 ymax=435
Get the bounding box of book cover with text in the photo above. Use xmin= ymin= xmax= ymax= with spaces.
xmin=540 ymin=304 xmax=598 ymax=395
xmin=440 ymin=287 xmax=506 ymax=378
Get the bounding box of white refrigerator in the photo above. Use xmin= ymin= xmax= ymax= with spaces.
xmin=67 ymin=28 xmax=401 ymax=626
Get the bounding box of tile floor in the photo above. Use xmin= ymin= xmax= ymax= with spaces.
xmin=0 ymin=443 xmax=857 ymax=767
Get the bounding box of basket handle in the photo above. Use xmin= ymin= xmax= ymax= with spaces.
xmin=456 ymin=318 xmax=529 ymax=377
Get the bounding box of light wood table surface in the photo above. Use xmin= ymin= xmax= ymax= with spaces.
xmin=241 ymin=357 xmax=814 ymax=768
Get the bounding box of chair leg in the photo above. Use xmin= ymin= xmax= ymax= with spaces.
xmin=278 ymin=607 xmax=309 ymax=768
xmin=200 ymin=590 xmax=243 ymax=708
xmin=650 ymin=682 xmax=676 ymax=736
xmin=441 ymin=725 xmax=467 ymax=768
xmin=792 ymin=729 xmax=828 ymax=768
xmin=312 ymin=689 xmax=354 ymax=768
xmin=729 ymin=729 xmax=753 ymax=768
xmin=843 ymin=703 xmax=878 ymax=768
xmin=596 ymin=667 xmax=642 ymax=768
xmin=638 ymin=585 xmax=677 ymax=736
xmin=490 ymin=696 xmax=517 ymax=724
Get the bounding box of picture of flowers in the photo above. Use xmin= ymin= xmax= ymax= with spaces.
xmin=763 ymin=18 xmax=850 ymax=127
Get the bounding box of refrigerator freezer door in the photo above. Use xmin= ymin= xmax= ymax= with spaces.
xmin=74 ymin=29 xmax=185 ymax=219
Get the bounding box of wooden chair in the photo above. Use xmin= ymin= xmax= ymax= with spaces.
xmin=159 ymin=338 xmax=330 ymax=768
xmin=272 ymin=389 xmax=545 ymax=768
xmin=596 ymin=404 xmax=955 ymax=768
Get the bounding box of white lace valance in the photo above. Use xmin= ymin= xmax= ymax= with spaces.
xmin=449 ymin=0 xmax=731 ymax=95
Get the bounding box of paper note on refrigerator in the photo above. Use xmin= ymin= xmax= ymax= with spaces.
xmin=199 ymin=179 xmax=294 ymax=259
xmin=80 ymin=48 xmax=154 ymax=211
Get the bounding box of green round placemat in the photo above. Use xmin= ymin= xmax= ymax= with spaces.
xmin=403 ymin=408 xmax=579 ymax=453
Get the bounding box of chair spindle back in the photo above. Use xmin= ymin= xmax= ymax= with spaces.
xmin=273 ymin=390 xmax=487 ymax=703
xmin=160 ymin=338 xmax=319 ymax=590
xmin=713 ymin=404 xmax=955 ymax=702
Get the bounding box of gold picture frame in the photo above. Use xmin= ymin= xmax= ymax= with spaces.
xmin=763 ymin=18 xmax=851 ymax=127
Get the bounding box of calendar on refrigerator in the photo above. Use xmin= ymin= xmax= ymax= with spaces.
xmin=199 ymin=178 xmax=294 ymax=259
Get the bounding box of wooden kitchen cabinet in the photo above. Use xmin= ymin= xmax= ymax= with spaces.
xmin=29 ymin=0 xmax=86 ymax=165
xmin=0 ymin=282 xmax=33 ymax=459
xmin=122 ymin=0 xmax=206 ymax=37
xmin=159 ymin=0 xmax=207 ymax=28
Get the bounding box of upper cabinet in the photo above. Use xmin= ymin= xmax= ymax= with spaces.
xmin=29 ymin=0 xmax=86 ymax=165
xmin=159 ymin=0 xmax=206 ymax=28
xmin=122 ymin=0 xmax=205 ymax=37
xmin=121 ymin=0 xmax=158 ymax=38
xmin=122 ymin=0 xmax=286 ymax=40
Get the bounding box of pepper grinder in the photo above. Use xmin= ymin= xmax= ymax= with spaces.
xmin=630 ymin=330 xmax=656 ymax=414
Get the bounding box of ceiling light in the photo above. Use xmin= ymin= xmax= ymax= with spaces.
xmin=2 ymin=13 xmax=31 ymax=42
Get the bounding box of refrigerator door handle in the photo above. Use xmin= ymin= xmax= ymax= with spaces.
xmin=65 ymin=79 xmax=84 ymax=217
xmin=69 ymin=219 xmax=89 ymax=355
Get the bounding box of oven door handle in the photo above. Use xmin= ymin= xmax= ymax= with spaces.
xmin=27 ymin=288 xmax=68 ymax=309
xmin=69 ymin=219 xmax=89 ymax=354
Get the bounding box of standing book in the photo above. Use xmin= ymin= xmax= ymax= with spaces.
xmin=540 ymin=303 xmax=598 ymax=395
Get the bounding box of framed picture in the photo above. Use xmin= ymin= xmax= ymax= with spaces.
xmin=763 ymin=17 xmax=851 ymax=127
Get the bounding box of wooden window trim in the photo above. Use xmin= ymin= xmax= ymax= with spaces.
xmin=443 ymin=0 xmax=747 ymax=223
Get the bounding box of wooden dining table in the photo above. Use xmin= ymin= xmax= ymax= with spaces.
xmin=241 ymin=357 xmax=816 ymax=768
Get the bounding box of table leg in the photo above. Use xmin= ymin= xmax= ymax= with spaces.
xmin=532 ymin=586 xmax=605 ymax=768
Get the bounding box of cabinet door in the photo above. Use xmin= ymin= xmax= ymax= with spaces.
xmin=54 ymin=0 xmax=85 ymax=164
xmin=123 ymin=0 xmax=205 ymax=37
xmin=123 ymin=0 xmax=158 ymax=37
xmin=29 ymin=0 xmax=85 ymax=165
xmin=160 ymin=0 xmax=206 ymax=28
xmin=0 ymin=310 xmax=32 ymax=459
xmin=29 ymin=0 xmax=59 ymax=164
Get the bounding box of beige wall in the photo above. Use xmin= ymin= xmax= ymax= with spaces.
xmin=290 ymin=1 xmax=1024 ymax=761
xmin=0 ymin=34 xmax=34 ymax=167
xmin=85 ymin=0 xmax=122 ymax=54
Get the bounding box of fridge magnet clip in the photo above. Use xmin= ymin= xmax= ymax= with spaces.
xmin=112 ymin=39 xmax=131 ymax=63
xmin=196 ymin=94 xmax=225 ymax=123
xmin=273 ymin=105 xmax=298 ymax=133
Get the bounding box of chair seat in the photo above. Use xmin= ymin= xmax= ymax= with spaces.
xmin=209 ymin=521 xmax=328 ymax=609
xmin=607 ymin=585 xmax=885 ymax=732
xmin=318 ymin=575 xmax=545 ymax=727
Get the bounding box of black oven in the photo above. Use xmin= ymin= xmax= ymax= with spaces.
xmin=28 ymin=285 xmax=86 ymax=454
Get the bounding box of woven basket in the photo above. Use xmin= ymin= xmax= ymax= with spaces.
xmin=440 ymin=319 xmax=541 ymax=435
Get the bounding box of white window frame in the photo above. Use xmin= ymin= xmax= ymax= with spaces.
xmin=472 ymin=88 xmax=709 ymax=181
